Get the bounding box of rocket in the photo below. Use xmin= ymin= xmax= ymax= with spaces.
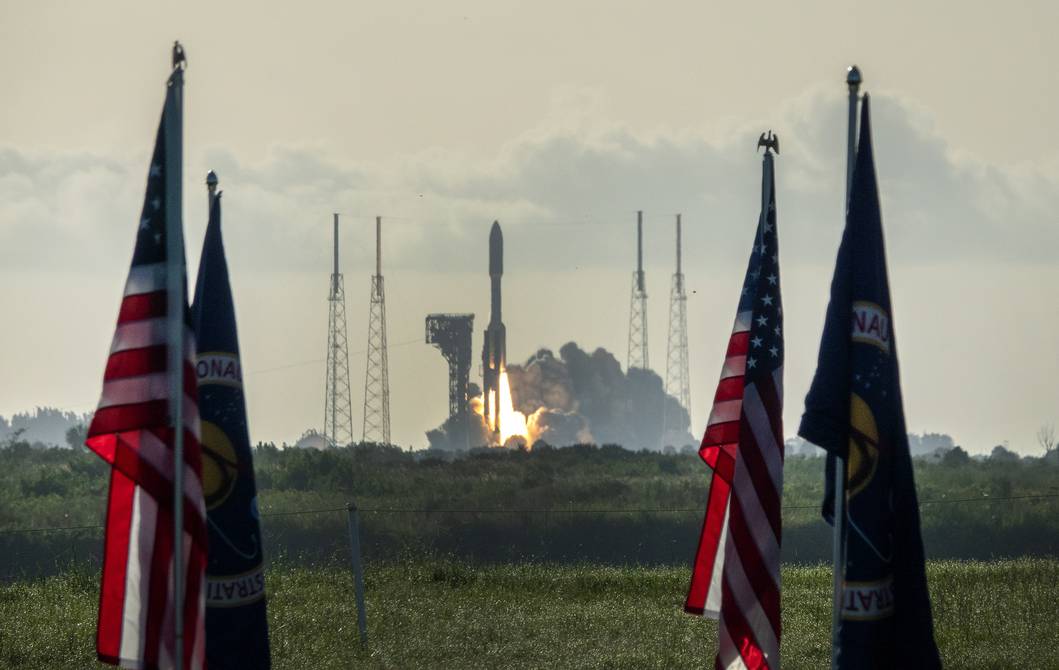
xmin=482 ymin=220 xmax=506 ymax=442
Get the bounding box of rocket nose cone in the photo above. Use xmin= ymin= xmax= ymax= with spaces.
xmin=489 ymin=221 xmax=503 ymax=276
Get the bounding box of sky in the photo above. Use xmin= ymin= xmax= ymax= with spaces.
xmin=0 ymin=1 xmax=1057 ymax=454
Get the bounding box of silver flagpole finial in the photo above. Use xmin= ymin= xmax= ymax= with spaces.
xmin=847 ymin=64 xmax=862 ymax=87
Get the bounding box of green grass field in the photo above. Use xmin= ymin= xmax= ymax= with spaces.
xmin=1 ymin=559 xmax=1056 ymax=669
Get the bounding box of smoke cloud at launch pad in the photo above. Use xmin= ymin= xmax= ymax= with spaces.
xmin=427 ymin=342 xmax=694 ymax=451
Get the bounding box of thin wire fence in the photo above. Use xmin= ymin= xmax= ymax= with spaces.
xmin=2 ymin=491 xmax=1059 ymax=537
xmin=1 ymin=492 xmax=1056 ymax=536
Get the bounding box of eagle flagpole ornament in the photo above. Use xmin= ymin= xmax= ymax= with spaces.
xmin=757 ymin=130 xmax=780 ymax=155
xmin=172 ymin=41 xmax=186 ymax=70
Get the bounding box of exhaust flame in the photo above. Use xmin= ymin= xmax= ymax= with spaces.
xmin=498 ymin=370 xmax=529 ymax=445
xmin=474 ymin=369 xmax=533 ymax=448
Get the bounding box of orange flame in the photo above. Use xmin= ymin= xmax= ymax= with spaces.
xmin=474 ymin=369 xmax=533 ymax=448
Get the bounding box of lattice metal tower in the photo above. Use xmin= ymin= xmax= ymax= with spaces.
xmin=665 ymin=213 xmax=691 ymax=414
xmin=426 ymin=314 xmax=475 ymax=450
xmin=324 ymin=213 xmax=354 ymax=447
xmin=362 ymin=216 xmax=391 ymax=444
xmin=627 ymin=210 xmax=649 ymax=371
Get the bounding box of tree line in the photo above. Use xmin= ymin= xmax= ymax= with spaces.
xmin=0 ymin=439 xmax=1055 ymax=579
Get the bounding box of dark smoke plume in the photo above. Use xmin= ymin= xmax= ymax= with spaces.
xmin=515 ymin=343 xmax=693 ymax=449
xmin=427 ymin=343 xmax=695 ymax=451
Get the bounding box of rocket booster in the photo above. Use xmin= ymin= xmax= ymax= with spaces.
xmin=482 ymin=221 xmax=506 ymax=441
xmin=489 ymin=220 xmax=503 ymax=326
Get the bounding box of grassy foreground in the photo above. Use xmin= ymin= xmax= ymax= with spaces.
xmin=1 ymin=559 xmax=1056 ymax=669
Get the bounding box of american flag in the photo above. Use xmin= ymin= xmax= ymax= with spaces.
xmin=85 ymin=92 xmax=207 ymax=669
xmin=685 ymin=151 xmax=783 ymax=670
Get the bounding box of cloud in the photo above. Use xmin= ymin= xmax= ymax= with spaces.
xmin=0 ymin=148 xmax=141 ymax=273
xmin=1 ymin=86 xmax=1056 ymax=279
xmin=2 ymin=84 xmax=1055 ymax=453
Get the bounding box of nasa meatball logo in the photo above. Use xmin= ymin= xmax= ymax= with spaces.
xmin=847 ymin=393 xmax=879 ymax=498
xmin=201 ymin=420 xmax=239 ymax=510
xmin=847 ymin=393 xmax=895 ymax=566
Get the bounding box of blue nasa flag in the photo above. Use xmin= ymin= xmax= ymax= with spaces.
xmin=192 ymin=190 xmax=271 ymax=668
xmin=798 ymin=97 xmax=940 ymax=669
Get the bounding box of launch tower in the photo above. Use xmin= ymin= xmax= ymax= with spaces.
xmin=362 ymin=216 xmax=391 ymax=444
xmin=664 ymin=214 xmax=691 ymax=441
xmin=627 ymin=211 xmax=649 ymax=371
xmin=324 ymin=213 xmax=355 ymax=447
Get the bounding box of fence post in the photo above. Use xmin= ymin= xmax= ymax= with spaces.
xmin=346 ymin=502 xmax=368 ymax=644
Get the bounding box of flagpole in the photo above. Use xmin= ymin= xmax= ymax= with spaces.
xmin=207 ymin=169 xmax=218 ymax=210
xmin=761 ymin=138 xmax=775 ymax=238
xmin=166 ymin=41 xmax=187 ymax=670
xmin=845 ymin=66 xmax=861 ymax=201
xmin=831 ymin=63 xmax=861 ymax=669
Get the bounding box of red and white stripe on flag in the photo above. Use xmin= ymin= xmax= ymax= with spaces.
xmin=87 ymin=255 xmax=207 ymax=667
xmin=685 ymin=310 xmax=751 ymax=618
xmin=87 ymin=257 xmax=207 ymax=669
xmin=686 ymin=307 xmax=785 ymax=670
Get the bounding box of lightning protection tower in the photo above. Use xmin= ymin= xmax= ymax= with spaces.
xmin=627 ymin=210 xmax=649 ymax=371
xmin=324 ymin=213 xmax=355 ymax=447
xmin=362 ymin=216 xmax=392 ymax=444
xmin=665 ymin=213 xmax=691 ymax=416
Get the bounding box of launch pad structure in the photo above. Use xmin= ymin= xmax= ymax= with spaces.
xmin=426 ymin=313 xmax=475 ymax=449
